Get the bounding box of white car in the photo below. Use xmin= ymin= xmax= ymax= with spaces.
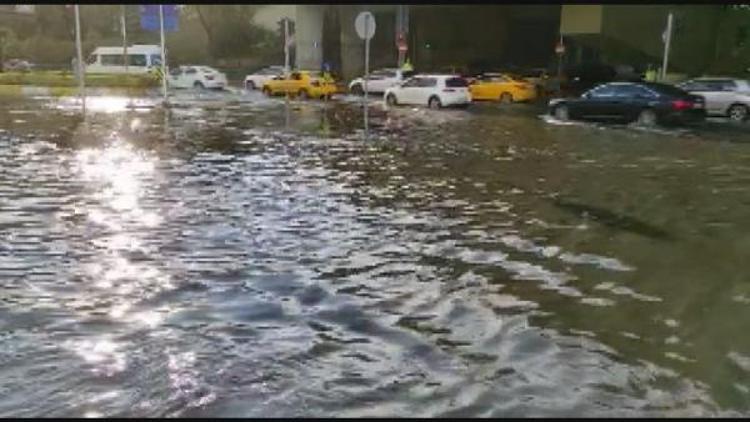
xmin=244 ymin=65 xmax=285 ymax=90
xmin=348 ymin=68 xmax=415 ymax=95
xmin=168 ymin=66 xmax=227 ymax=90
xmin=677 ymin=78 xmax=750 ymax=122
xmin=384 ymin=74 xmax=471 ymax=109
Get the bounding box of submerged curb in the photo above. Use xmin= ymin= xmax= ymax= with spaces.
xmin=0 ymin=85 xmax=158 ymax=98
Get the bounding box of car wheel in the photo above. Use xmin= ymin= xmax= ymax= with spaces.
xmin=636 ymin=108 xmax=657 ymax=127
xmin=500 ymin=92 xmax=513 ymax=104
xmin=298 ymin=89 xmax=309 ymax=100
xmin=193 ymin=81 xmax=205 ymax=90
xmin=245 ymin=80 xmax=256 ymax=90
xmin=351 ymin=84 xmax=364 ymax=96
xmin=386 ymin=94 xmax=398 ymax=107
xmin=428 ymin=96 xmax=442 ymax=109
xmin=553 ymin=104 xmax=569 ymax=121
xmin=262 ymin=86 xmax=272 ymax=96
xmin=728 ymin=104 xmax=749 ymax=122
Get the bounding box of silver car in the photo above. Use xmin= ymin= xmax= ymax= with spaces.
xmin=677 ymin=78 xmax=750 ymax=122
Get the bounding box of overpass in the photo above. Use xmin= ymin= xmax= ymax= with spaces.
xmin=291 ymin=4 xmax=725 ymax=80
xmin=294 ymin=5 xmax=561 ymax=79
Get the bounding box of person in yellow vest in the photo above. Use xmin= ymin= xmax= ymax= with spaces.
xmin=401 ymin=58 xmax=414 ymax=72
xmin=644 ymin=64 xmax=657 ymax=82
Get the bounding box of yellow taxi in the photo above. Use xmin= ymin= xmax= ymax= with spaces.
xmin=261 ymin=70 xmax=338 ymax=99
xmin=468 ymin=73 xmax=537 ymax=103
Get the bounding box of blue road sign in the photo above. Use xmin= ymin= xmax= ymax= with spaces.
xmin=140 ymin=5 xmax=178 ymax=32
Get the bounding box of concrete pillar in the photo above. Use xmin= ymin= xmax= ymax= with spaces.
xmin=295 ymin=5 xmax=324 ymax=70
xmin=339 ymin=6 xmax=365 ymax=80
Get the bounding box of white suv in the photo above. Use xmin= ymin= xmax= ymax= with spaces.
xmin=677 ymin=78 xmax=750 ymax=122
xmin=348 ymin=68 xmax=415 ymax=95
xmin=168 ymin=66 xmax=228 ymax=90
xmin=384 ymin=74 xmax=471 ymax=109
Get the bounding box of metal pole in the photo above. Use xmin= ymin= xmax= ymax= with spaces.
xmin=661 ymin=12 xmax=674 ymax=82
xmin=363 ymin=14 xmax=370 ymax=137
xmin=159 ymin=5 xmax=168 ymax=102
xmin=557 ymin=34 xmax=563 ymax=96
xmin=121 ymin=5 xmax=128 ymax=75
xmin=74 ymin=5 xmax=85 ymax=113
xmin=284 ymin=18 xmax=290 ymax=103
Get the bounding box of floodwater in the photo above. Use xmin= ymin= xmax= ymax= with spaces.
xmin=1 ymin=91 xmax=749 ymax=417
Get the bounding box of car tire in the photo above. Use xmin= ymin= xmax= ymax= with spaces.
xmin=636 ymin=108 xmax=657 ymax=127
xmin=351 ymin=84 xmax=364 ymax=96
xmin=553 ymin=104 xmax=569 ymax=121
xmin=245 ymin=80 xmax=256 ymax=90
xmin=500 ymin=92 xmax=513 ymax=104
xmin=193 ymin=81 xmax=205 ymax=90
xmin=428 ymin=96 xmax=442 ymax=109
xmin=727 ymin=104 xmax=749 ymax=122
xmin=298 ymin=89 xmax=309 ymax=100
xmin=386 ymin=94 xmax=398 ymax=107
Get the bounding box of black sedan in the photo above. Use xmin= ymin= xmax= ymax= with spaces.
xmin=548 ymin=82 xmax=706 ymax=127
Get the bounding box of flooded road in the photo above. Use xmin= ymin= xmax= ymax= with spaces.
xmin=1 ymin=92 xmax=749 ymax=417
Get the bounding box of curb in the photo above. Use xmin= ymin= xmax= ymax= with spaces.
xmin=0 ymin=85 xmax=157 ymax=98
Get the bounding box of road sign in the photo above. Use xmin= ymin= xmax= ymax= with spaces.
xmin=355 ymin=11 xmax=376 ymax=40
xmin=140 ymin=5 xmax=178 ymax=32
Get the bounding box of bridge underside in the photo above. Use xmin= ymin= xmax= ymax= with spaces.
xmin=295 ymin=5 xmax=562 ymax=79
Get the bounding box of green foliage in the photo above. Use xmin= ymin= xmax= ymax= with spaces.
xmin=0 ymin=70 xmax=158 ymax=88
xmin=1 ymin=5 xmax=282 ymax=67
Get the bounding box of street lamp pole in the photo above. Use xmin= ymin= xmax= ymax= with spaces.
xmin=74 ymin=5 xmax=85 ymax=113
xmin=661 ymin=11 xmax=674 ymax=81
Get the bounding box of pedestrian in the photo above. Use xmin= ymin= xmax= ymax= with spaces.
xmin=644 ymin=64 xmax=657 ymax=82
xmin=321 ymin=61 xmax=333 ymax=83
xmin=401 ymin=58 xmax=413 ymax=72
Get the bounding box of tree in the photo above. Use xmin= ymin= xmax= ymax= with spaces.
xmin=183 ymin=5 xmax=274 ymax=60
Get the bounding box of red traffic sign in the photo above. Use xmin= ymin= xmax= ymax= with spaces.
xmin=555 ymin=42 xmax=565 ymax=55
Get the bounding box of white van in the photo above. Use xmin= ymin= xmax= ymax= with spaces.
xmin=85 ymin=45 xmax=163 ymax=74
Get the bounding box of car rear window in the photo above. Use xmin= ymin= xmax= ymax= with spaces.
xmin=645 ymin=83 xmax=688 ymax=97
xmin=445 ymin=77 xmax=468 ymax=88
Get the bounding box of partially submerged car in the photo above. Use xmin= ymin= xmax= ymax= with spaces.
xmin=469 ymin=72 xmax=537 ymax=103
xmin=548 ymin=82 xmax=706 ymax=127
xmin=168 ymin=65 xmax=228 ymax=90
xmin=244 ymin=65 xmax=285 ymax=90
xmin=384 ymin=74 xmax=471 ymax=109
xmin=261 ymin=70 xmax=337 ymax=99
xmin=348 ymin=68 xmax=415 ymax=95
xmin=677 ymin=77 xmax=750 ymax=122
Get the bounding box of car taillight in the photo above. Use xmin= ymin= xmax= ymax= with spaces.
xmin=671 ymin=99 xmax=692 ymax=110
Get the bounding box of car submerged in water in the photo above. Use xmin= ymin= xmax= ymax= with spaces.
xmin=384 ymin=74 xmax=471 ymax=109
xmin=548 ymin=81 xmax=706 ymax=127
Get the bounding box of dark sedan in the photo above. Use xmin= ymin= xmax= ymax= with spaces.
xmin=548 ymin=82 xmax=706 ymax=127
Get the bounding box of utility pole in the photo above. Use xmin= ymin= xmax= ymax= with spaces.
xmin=159 ymin=5 xmax=167 ymax=102
xmin=661 ymin=11 xmax=674 ymax=82
xmin=121 ymin=5 xmax=128 ymax=75
xmin=74 ymin=5 xmax=85 ymax=113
